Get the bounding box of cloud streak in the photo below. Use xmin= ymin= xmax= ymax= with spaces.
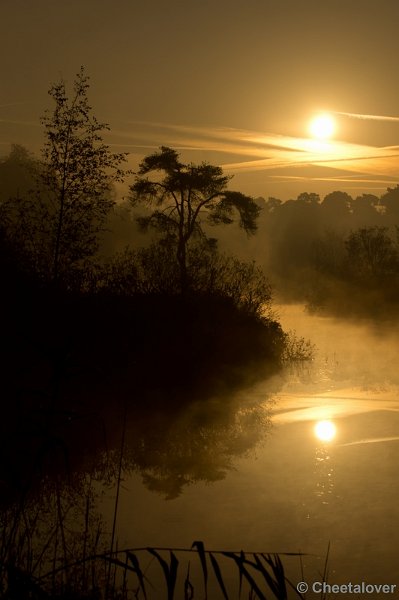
xmin=334 ymin=111 xmax=399 ymax=122
xmin=268 ymin=175 xmax=398 ymax=186
xmin=340 ymin=436 xmax=399 ymax=447
xmin=106 ymin=120 xmax=399 ymax=183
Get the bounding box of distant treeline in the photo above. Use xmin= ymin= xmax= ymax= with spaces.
xmin=246 ymin=189 xmax=399 ymax=317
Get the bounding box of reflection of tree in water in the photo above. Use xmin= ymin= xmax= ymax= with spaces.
xmin=121 ymin=396 xmax=273 ymax=499
xmin=0 ymin=472 xmax=110 ymax=595
xmin=0 ymin=390 xmax=274 ymax=594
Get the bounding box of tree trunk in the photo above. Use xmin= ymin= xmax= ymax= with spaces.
xmin=52 ymin=191 xmax=65 ymax=283
xmin=177 ymin=238 xmax=187 ymax=294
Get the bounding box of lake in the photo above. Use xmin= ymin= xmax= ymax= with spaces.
xmin=98 ymin=303 xmax=399 ymax=597
xmin=5 ymin=302 xmax=399 ymax=598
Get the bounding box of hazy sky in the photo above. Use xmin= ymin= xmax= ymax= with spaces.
xmin=2 ymin=0 xmax=399 ymax=199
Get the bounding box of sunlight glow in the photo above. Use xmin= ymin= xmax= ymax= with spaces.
xmin=138 ymin=121 xmax=399 ymax=179
xmin=309 ymin=114 xmax=335 ymax=140
xmin=314 ymin=420 xmax=336 ymax=443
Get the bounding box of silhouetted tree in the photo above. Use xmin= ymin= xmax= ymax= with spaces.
xmin=129 ymin=146 xmax=260 ymax=291
xmin=38 ymin=67 xmax=129 ymax=283
xmin=297 ymin=192 xmax=320 ymax=205
xmin=380 ymin=185 xmax=399 ymax=221
xmin=0 ymin=145 xmax=45 ymax=273
xmin=263 ymin=193 xmax=322 ymax=275
xmin=264 ymin=197 xmax=282 ymax=213
xmin=311 ymin=229 xmax=346 ymax=276
xmin=352 ymin=193 xmax=380 ymax=226
xmin=0 ymin=144 xmax=37 ymax=204
xmin=345 ymin=226 xmax=398 ymax=279
xmin=320 ymin=190 xmax=353 ymax=227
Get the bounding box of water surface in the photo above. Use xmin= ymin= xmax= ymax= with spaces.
xmin=100 ymin=304 xmax=399 ymax=593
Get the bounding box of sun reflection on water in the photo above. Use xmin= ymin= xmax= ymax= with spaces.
xmin=314 ymin=445 xmax=334 ymax=503
xmin=313 ymin=421 xmax=336 ymax=505
xmin=314 ymin=419 xmax=336 ymax=443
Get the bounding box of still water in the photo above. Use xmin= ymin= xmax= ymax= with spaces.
xmin=100 ymin=304 xmax=399 ymax=595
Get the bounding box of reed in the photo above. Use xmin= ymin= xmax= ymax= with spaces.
xmin=1 ymin=461 xmax=328 ymax=599
xmin=26 ymin=541 xmax=317 ymax=599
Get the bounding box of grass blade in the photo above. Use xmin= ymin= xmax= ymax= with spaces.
xmin=106 ymin=556 xmax=129 ymax=569
xmin=320 ymin=541 xmax=331 ymax=600
xmin=192 ymin=540 xmax=208 ymax=598
xmin=147 ymin=548 xmax=178 ymax=600
xmin=223 ymin=551 xmax=267 ymax=600
xmin=209 ymin=553 xmax=229 ymax=600
xmin=252 ymin=553 xmax=281 ymax=598
xmin=127 ymin=551 xmax=148 ymax=600
xmin=271 ymin=553 xmax=288 ymax=598
xmin=184 ymin=561 xmax=194 ymax=600
xmin=257 ymin=553 xmax=288 ymax=599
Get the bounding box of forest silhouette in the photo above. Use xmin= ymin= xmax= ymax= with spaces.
xmin=248 ymin=189 xmax=399 ymax=317
xmin=0 ymin=71 xmax=307 ymax=503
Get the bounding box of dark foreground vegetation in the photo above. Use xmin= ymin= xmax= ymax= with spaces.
xmin=1 ymin=540 xmax=311 ymax=600
xmin=0 ymin=70 xmax=316 ymax=598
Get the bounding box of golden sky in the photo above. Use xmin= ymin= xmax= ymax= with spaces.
xmin=2 ymin=0 xmax=399 ymax=199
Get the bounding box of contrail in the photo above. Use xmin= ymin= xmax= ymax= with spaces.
xmin=340 ymin=436 xmax=399 ymax=447
xmin=334 ymin=111 xmax=399 ymax=122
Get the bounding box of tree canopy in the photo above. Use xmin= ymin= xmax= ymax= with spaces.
xmin=38 ymin=66 xmax=129 ymax=283
xmin=129 ymin=146 xmax=261 ymax=291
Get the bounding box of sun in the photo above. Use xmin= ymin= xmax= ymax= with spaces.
xmin=309 ymin=114 xmax=335 ymax=140
xmin=314 ymin=420 xmax=336 ymax=443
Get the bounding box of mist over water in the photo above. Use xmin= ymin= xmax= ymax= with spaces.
xmin=277 ymin=303 xmax=399 ymax=390
xmin=94 ymin=303 xmax=399 ymax=593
